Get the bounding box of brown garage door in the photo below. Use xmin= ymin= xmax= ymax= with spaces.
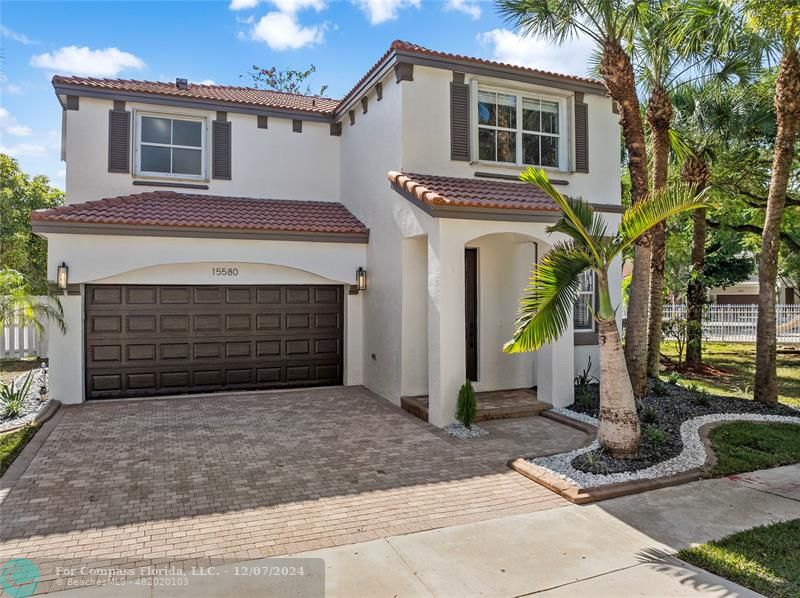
xmin=85 ymin=284 xmax=343 ymax=400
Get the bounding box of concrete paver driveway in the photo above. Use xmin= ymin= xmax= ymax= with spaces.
xmin=0 ymin=386 xmax=587 ymax=590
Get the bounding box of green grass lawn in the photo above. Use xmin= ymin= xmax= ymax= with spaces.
xmin=0 ymin=425 xmax=38 ymax=476
xmin=661 ymin=342 xmax=800 ymax=408
xmin=678 ymin=519 xmax=800 ymax=597
xmin=708 ymin=422 xmax=800 ymax=477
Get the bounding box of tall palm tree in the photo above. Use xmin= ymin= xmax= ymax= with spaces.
xmin=635 ymin=0 xmax=762 ymax=376
xmin=504 ymin=168 xmax=709 ymax=457
xmin=681 ymin=154 xmax=711 ymax=366
xmin=745 ymin=3 xmax=800 ymax=404
xmin=497 ymin=0 xmax=653 ymax=398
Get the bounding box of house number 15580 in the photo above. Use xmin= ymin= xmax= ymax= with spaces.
xmin=212 ymin=267 xmax=239 ymax=277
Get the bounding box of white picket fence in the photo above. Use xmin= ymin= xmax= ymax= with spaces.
xmin=660 ymin=304 xmax=800 ymax=343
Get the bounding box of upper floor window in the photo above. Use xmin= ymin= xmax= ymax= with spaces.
xmin=476 ymin=89 xmax=565 ymax=169
xmin=135 ymin=113 xmax=206 ymax=179
xmin=573 ymin=270 xmax=595 ymax=330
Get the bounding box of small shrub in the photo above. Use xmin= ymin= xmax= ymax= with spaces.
xmin=646 ymin=426 xmax=667 ymax=445
xmin=667 ymin=371 xmax=681 ymax=385
xmin=652 ymin=378 xmax=669 ymax=396
xmin=574 ymin=356 xmax=597 ymax=389
xmin=576 ymin=385 xmax=592 ymax=409
xmin=456 ymin=379 xmax=477 ymax=429
xmin=684 ymin=382 xmax=700 ymax=394
xmin=1 ymin=372 xmax=33 ymax=419
xmin=694 ymin=389 xmax=710 ymax=406
xmin=641 ymin=406 xmax=659 ymax=424
xmin=577 ymin=450 xmax=608 ymax=475
xmin=635 ymin=398 xmax=646 ymax=412
xmin=733 ymin=384 xmax=753 ymax=400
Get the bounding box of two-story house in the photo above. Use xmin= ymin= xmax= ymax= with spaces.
xmin=32 ymin=40 xmax=623 ymax=427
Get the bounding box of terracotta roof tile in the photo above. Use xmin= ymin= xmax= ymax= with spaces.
xmin=54 ymin=41 xmax=605 ymax=118
xmin=339 ymin=40 xmax=605 ymax=109
xmin=52 ymin=76 xmax=340 ymax=115
xmin=387 ymin=171 xmax=560 ymax=212
xmin=31 ymin=191 xmax=368 ymax=236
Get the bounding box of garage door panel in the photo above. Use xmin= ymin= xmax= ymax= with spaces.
xmin=85 ymin=284 xmax=344 ymax=400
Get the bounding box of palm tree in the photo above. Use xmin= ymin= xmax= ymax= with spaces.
xmin=504 ymin=168 xmax=709 ymax=457
xmin=635 ymin=0 xmax=763 ymax=376
xmin=0 ymin=270 xmax=66 ymax=337
xmin=745 ymin=3 xmax=800 ymax=405
xmin=496 ymin=0 xmax=653 ymax=398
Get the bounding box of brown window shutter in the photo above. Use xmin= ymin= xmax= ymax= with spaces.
xmin=574 ymin=100 xmax=589 ymax=173
xmin=450 ymin=81 xmax=470 ymax=161
xmin=212 ymin=120 xmax=232 ymax=180
xmin=107 ymin=110 xmax=130 ymax=173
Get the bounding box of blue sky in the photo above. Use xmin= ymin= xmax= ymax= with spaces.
xmin=1 ymin=0 xmax=592 ymax=191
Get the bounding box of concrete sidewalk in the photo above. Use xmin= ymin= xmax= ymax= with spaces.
xmin=47 ymin=465 xmax=800 ymax=597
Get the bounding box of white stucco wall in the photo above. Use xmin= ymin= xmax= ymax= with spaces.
xmin=64 ymin=97 xmax=340 ymax=204
xmin=466 ymin=233 xmax=537 ymax=392
xmin=43 ymin=233 xmax=366 ymax=404
xmin=400 ymin=66 xmax=621 ymax=206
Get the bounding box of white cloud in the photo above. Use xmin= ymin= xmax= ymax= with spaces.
xmin=231 ymin=0 xmax=324 ymax=11
xmin=0 ymin=25 xmax=35 ymax=44
xmin=30 ymin=46 xmax=145 ymax=77
xmin=0 ymin=143 xmax=46 ymax=158
xmin=445 ymin=0 xmax=480 ymax=19
xmin=2 ymin=82 xmax=24 ymax=95
xmin=477 ymin=29 xmax=595 ymax=77
xmin=196 ymin=79 xmax=217 ymax=86
xmin=250 ymin=11 xmax=325 ymax=50
xmin=354 ymin=0 xmax=420 ymax=24
xmin=0 ymin=107 xmax=32 ymax=137
xmin=273 ymin=0 xmax=325 ymax=12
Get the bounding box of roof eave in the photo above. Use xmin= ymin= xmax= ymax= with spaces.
xmin=31 ymin=220 xmax=370 ymax=244
xmin=52 ymin=82 xmax=335 ymax=122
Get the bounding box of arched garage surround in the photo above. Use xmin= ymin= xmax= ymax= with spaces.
xmin=45 ymin=233 xmax=366 ymax=404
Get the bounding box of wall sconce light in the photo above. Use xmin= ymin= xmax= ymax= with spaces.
xmin=57 ymin=262 xmax=69 ymax=290
xmin=356 ymin=267 xmax=367 ymax=292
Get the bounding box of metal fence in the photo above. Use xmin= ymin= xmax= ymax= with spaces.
xmin=659 ymin=304 xmax=800 ymax=343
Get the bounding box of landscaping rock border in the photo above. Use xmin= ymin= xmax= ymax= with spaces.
xmin=511 ymin=410 xmax=800 ymax=503
xmin=443 ymin=423 xmax=489 ymax=439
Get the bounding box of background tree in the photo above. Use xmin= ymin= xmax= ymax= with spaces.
xmin=0 ymin=268 xmax=66 ymax=337
xmin=0 ymin=154 xmax=63 ymax=294
xmin=505 ymin=168 xmax=708 ymax=457
xmin=740 ymin=1 xmax=800 ymax=404
xmin=497 ymin=0 xmax=653 ymax=397
xmin=244 ymin=64 xmax=328 ymax=97
xmin=635 ymin=0 xmax=760 ymax=376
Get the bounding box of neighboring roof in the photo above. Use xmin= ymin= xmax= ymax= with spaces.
xmin=387 ymin=171 xmax=560 ymax=213
xmin=53 ymin=40 xmax=606 ymax=118
xmin=52 ymin=76 xmax=340 ymax=115
xmin=31 ymin=191 xmax=369 ymax=240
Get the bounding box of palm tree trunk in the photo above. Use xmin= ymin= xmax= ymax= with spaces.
xmin=754 ymin=48 xmax=800 ymax=405
xmin=685 ymin=207 xmax=707 ymax=366
xmin=599 ymin=40 xmax=651 ymax=399
xmin=682 ymin=155 xmax=710 ymax=367
xmin=596 ymin=270 xmax=640 ymax=458
xmin=646 ymin=84 xmax=673 ymax=378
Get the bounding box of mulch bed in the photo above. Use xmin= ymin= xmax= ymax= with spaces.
xmin=568 ymin=382 xmax=798 ymax=475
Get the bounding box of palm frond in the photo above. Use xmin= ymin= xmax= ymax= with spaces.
xmin=616 ymin=182 xmax=712 ymax=253
xmin=520 ymin=167 xmax=603 ymax=263
xmin=504 ymin=241 xmax=593 ymax=353
xmin=0 ymin=292 xmax=66 ymax=336
xmin=668 ymin=128 xmax=693 ymax=162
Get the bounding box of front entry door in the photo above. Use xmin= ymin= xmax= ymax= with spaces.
xmin=465 ymin=248 xmax=478 ymax=381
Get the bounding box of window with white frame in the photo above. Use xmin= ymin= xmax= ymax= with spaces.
xmin=573 ymin=270 xmax=595 ymax=330
xmin=136 ymin=114 xmax=206 ymax=178
xmin=476 ymin=89 xmax=565 ymax=169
